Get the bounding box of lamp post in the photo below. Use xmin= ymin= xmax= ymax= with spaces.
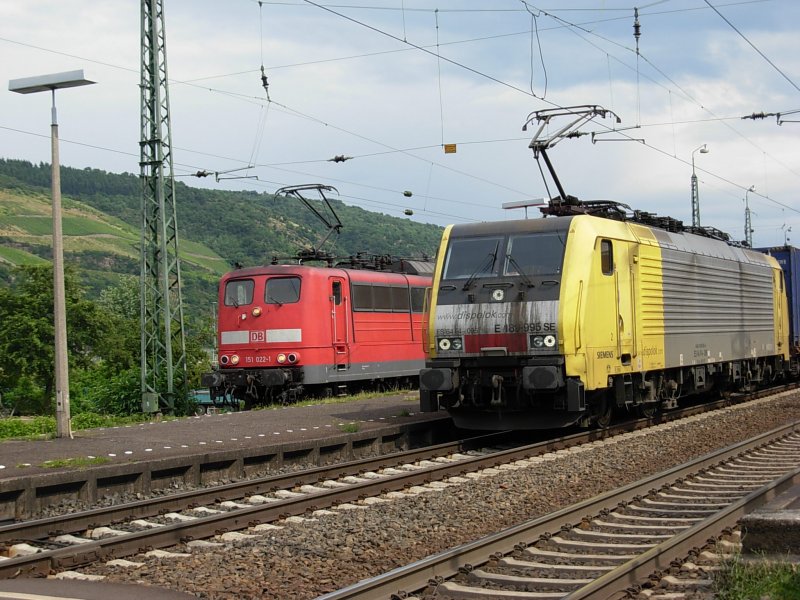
xmin=8 ymin=70 xmax=95 ymax=439
xmin=690 ymin=144 xmax=709 ymax=228
xmin=744 ymin=185 xmax=755 ymax=248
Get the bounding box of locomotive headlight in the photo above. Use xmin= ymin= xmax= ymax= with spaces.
xmin=287 ymin=352 xmax=299 ymax=364
xmin=532 ymin=336 xmax=544 ymax=348
xmin=451 ymin=337 xmax=463 ymax=351
xmin=277 ymin=353 xmax=287 ymax=364
xmin=252 ymin=307 xmax=262 ymax=317
xmin=438 ymin=338 xmax=451 ymax=351
xmin=230 ymin=354 xmax=240 ymax=365
xmin=543 ymin=335 xmax=557 ymax=348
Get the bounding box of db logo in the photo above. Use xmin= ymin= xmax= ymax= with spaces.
xmin=250 ymin=330 xmax=265 ymax=343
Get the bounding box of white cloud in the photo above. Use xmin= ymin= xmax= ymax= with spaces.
xmin=1 ymin=0 xmax=798 ymax=246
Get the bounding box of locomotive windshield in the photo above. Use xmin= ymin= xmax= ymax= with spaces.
xmin=442 ymin=237 xmax=502 ymax=280
xmin=442 ymin=232 xmax=565 ymax=282
xmin=503 ymin=232 xmax=565 ymax=276
xmin=224 ymin=279 xmax=254 ymax=306
xmin=266 ymin=276 xmax=301 ymax=304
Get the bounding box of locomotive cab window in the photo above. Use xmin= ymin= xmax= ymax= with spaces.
xmin=600 ymin=239 xmax=614 ymax=275
xmin=373 ymin=285 xmax=392 ymax=311
xmin=391 ymin=286 xmax=410 ymax=312
xmin=410 ymin=287 xmax=426 ymax=313
xmin=442 ymin=237 xmax=502 ymax=279
xmin=266 ymin=277 xmax=301 ymax=304
xmin=352 ymin=283 xmax=414 ymax=312
xmin=224 ymin=279 xmax=254 ymax=306
xmin=503 ymin=232 xmax=565 ymax=276
xmin=332 ymin=281 xmax=342 ymax=305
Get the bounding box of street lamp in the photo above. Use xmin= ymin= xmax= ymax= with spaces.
xmin=744 ymin=185 xmax=755 ymax=248
xmin=690 ymin=144 xmax=710 ymax=228
xmin=8 ymin=70 xmax=95 ymax=439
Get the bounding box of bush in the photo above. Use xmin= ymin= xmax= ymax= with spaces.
xmin=72 ymin=367 xmax=141 ymax=416
xmin=0 ymin=416 xmax=55 ymax=439
xmin=4 ymin=377 xmax=49 ymax=416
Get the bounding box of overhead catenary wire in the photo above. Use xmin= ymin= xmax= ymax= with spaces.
xmin=295 ymin=0 xmax=800 ymax=192
xmin=506 ymin=3 xmax=800 ymax=180
xmin=434 ymin=8 xmax=445 ymax=148
xmin=3 ymin=1 xmax=796 ymax=231
xmin=519 ymin=0 xmax=548 ymax=99
xmin=633 ymin=7 xmax=641 ymax=125
xmin=703 ymin=0 xmax=800 ymax=94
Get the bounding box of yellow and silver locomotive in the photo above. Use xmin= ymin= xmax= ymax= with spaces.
xmin=420 ymin=214 xmax=789 ymax=429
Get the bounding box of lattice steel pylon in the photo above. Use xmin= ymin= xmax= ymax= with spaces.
xmin=139 ymin=0 xmax=187 ymax=413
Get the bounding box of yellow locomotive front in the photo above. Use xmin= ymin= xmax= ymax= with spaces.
xmin=420 ymin=213 xmax=789 ymax=430
xmin=420 ymin=216 xmax=584 ymax=429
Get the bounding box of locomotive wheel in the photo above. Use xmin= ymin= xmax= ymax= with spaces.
xmin=593 ymin=393 xmax=614 ymax=429
xmin=637 ymin=404 xmax=658 ymax=419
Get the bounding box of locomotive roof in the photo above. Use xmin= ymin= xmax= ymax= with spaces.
xmin=448 ymin=216 xmax=573 ymax=237
xmin=447 ymin=214 xmax=774 ymax=267
xmin=395 ymin=259 xmax=434 ymax=275
xmin=223 ymin=262 xmax=432 ymax=280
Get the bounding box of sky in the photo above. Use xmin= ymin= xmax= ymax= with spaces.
xmin=2 ymin=0 xmax=799 ymax=248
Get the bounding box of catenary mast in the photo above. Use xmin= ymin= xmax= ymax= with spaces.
xmin=139 ymin=0 xmax=187 ymax=413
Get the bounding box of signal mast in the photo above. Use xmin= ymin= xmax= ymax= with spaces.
xmin=139 ymin=0 xmax=188 ymax=413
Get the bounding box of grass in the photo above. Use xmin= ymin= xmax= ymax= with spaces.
xmin=287 ymin=388 xmax=416 ymax=409
xmin=40 ymin=456 xmax=111 ymax=469
xmin=714 ymin=556 xmax=800 ymax=599
xmin=0 ymin=245 xmax=49 ymax=266
xmin=0 ymin=389 xmax=417 ymax=441
xmin=0 ymin=412 xmax=172 ymax=441
xmin=240 ymin=388 xmax=417 ymax=413
xmin=0 ymin=186 xmax=226 ymax=274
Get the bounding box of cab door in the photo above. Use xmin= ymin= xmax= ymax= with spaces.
xmin=330 ymin=278 xmax=350 ymax=369
xmin=614 ymin=241 xmax=635 ymax=366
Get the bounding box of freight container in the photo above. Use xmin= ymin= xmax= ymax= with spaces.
xmin=756 ymin=245 xmax=800 ymax=352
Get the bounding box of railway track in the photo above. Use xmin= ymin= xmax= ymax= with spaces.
xmin=0 ymin=389 xmax=794 ymax=591
xmin=318 ymin=421 xmax=800 ymax=600
xmin=0 ymin=397 xmax=743 ymax=580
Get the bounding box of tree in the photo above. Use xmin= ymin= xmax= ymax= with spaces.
xmin=0 ymin=265 xmax=112 ymax=414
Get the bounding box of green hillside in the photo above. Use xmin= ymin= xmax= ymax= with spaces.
xmin=0 ymin=159 xmax=443 ymax=322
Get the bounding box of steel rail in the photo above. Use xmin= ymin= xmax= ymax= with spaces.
xmin=1 ymin=382 xmax=785 ymax=543
xmin=0 ymin=402 xmax=676 ymax=546
xmin=569 ymin=466 xmax=800 ymax=600
xmin=0 ymin=390 xmax=790 ymax=580
xmin=0 ymin=429 xmax=582 ymax=578
xmin=0 ymin=430 xmax=524 ymax=543
xmin=315 ymin=420 xmax=800 ymax=600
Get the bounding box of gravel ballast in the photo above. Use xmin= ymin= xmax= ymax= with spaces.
xmin=76 ymin=394 xmax=800 ymax=599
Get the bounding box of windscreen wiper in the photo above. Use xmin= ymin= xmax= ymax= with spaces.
xmin=506 ymin=254 xmax=536 ymax=288
xmin=462 ymin=242 xmax=499 ymax=291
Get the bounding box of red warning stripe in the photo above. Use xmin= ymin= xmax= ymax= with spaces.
xmin=464 ymin=333 xmax=528 ymax=354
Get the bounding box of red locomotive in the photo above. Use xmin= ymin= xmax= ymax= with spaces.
xmin=201 ymin=258 xmax=432 ymax=407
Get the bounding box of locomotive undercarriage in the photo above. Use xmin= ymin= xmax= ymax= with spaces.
xmin=203 ymin=367 xmax=303 ymax=409
xmin=203 ymin=367 xmax=419 ymax=409
xmin=610 ymin=356 xmax=784 ymax=412
xmin=420 ymin=357 xmax=588 ymax=429
xmin=421 ymin=354 xmax=787 ymax=430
